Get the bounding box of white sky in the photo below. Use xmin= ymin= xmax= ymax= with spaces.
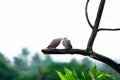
xmin=0 ymin=0 xmax=120 ymax=62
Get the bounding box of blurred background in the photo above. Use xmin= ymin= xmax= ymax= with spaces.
xmin=0 ymin=0 xmax=120 ymax=80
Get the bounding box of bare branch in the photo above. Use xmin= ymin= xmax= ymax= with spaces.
xmin=98 ymin=28 xmax=120 ymax=31
xmin=85 ymin=0 xmax=93 ymax=29
xmin=42 ymin=49 xmax=89 ymax=56
xmin=87 ymin=0 xmax=106 ymax=51
xmin=41 ymin=48 xmax=120 ymax=73
xmin=41 ymin=0 xmax=120 ymax=75
xmin=90 ymin=51 xmax=120 ymax=73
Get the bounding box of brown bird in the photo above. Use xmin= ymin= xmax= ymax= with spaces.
xmin=47 ymin=38 xmax=62 ymax=49
xmin=62 ymin=37 xmax=72 ymax=49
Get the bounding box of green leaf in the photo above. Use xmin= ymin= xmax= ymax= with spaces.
xmin=89 ymin=65 xmax=114 ymax=80
xmin=73 ymin=70 xmax=79 ymax=79
xmin=64 ymin=68 xmax=72 ymax=75
xmin=56 ymin=66 xmax=114 ymax=80
xmin=90 ymin=65 xmax=97 ymax=78
xmin=82 ymin=71 xmax=91 ymax=80
xmin=56 ymin=70 xmax=66 ymax=80
xmin=64 ymin=68 xmax=73 ymax=79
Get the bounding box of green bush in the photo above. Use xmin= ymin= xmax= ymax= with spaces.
xmin=0 ymin=60 xmax=19 ymax=80
xmin=56 ymin=68 xmax=79 ymax=80
xmin=56 ymin=65 xmax=114 ymax=80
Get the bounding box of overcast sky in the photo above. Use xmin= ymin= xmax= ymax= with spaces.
xmin=0 ymin=0 xmax=120 ymax=62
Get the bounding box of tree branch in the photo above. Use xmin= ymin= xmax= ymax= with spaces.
xmin=98 ymin=28 xmax=120 ymax=31
xmin=41 ymin=0 xmax=120 ymax=75
xmin=41 ymin=49 xmax=120 ymax=73
xmin=90 ymin=51 xmax=120 ymax=73
xmin=85 ymin=0 xmax=93 ymax=29
xmin=42 ymin=49 xmax=89 ymax=56
xmin=87 ymin=0 xmax=105 ymax=51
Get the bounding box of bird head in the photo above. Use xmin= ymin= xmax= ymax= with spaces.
xmin=63 ymin=37 xmax=67 ymax=40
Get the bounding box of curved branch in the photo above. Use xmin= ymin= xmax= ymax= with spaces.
xmin=87 ymin=0 xmax=105 ymax=51
xmin=85 ymin=0 xmax=93 ymax=29
xmin=98 ymin=28 xmax=120 ymax=31
xmin=41 ymin=48 xmax=120 ymax=73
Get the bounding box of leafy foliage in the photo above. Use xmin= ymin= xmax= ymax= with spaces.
xmin=89 ymin=65 xmax=113 ymax=80
xmin=0 ymin=60 xmax=18 ymax=80
xmin=0 ymin=48 xmax=119 ymax=80
xmin=56 ymin=65 xmax=114 ymax=80
xmin=56 ymin=68 xmax=80 ymax=80
xmin=14 ymin=48 xmax=30 ymax=71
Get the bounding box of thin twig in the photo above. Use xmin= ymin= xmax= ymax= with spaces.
xmin=85 ymin=0 xmax=93 ymax=29
xmin=98 ymin=28 xmax=120 ymax=31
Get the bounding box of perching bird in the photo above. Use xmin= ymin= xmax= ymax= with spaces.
xmin=62 ymin=37 xmax=72 ymax=49
xmin=47 ymin=38 xmax=62 ymax=49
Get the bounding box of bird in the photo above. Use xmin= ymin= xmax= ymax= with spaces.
xmin=62 ymin=37 xmax=72 ymax=49
xmin=47 ymin=38 xmax=62 ymax=49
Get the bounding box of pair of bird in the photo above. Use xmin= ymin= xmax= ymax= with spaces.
xmin=47 ymin=38 xmax=72 ymax=49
